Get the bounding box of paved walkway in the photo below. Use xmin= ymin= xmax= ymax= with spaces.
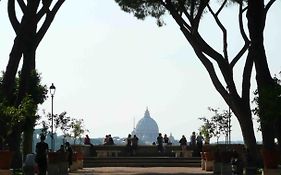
xmin=69 ymin=167 xmax=213 ymax=175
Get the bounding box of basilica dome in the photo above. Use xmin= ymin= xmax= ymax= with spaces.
xmin=134 ymin=108 xmax=159 ymax=144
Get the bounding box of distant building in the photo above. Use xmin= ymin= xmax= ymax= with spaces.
xmin=133 ymin=108 xmax=159 ymax=144
xmin=168 ymin=133 xmax=177 ymax=145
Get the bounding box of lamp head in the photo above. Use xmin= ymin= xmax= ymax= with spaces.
xmin=49 ymin=83 xmax=56 ymax=96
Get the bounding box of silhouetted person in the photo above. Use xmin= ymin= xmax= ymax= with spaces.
xmin=132 ymin=135 xmax=139 ymax=155
xmin=108 ymin=134 xmax=114 ymax=145
xmin=179 ymin=135 xmax=187 ymax=152
xmin=196 ymin=132 xmax=204 ymax=154
xmin=84 ymin=134 xmax=91 ymax=145
xmin=56 ymin=145 xmax=65 ymax=153
xmin=190 ymin=132 xmax=196 ymax=146
xmin=157 ymin=133 xmax=164 ymax=153
xmin=190 ymin=132 xmax=196 ymax=156
xmin=126 ymin=134 xmax=132 ymax=155
xmin=163 ymin=134 xmax=169 ymax=152
xmin=84 ymin=134 xmax=94 ymax=155
xmin=35 ymin=134 xmax=48 ymax=175
xmin=23 ymin=153 xmax=36 ymax=175
xmin=104 ymin=135 xmax=109 ymax=145
xmin=164 ymin=134 xmax=169 ymax=145
xmin=65 ymin=142 xmax=73 ymax=170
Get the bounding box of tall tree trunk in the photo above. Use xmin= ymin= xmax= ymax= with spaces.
xmin=276 ymin=117 xmax=281 ymax=152
xmin=23 ymin=126 xmax=34 ymax=158
xmin=16 ymin=4 xmax=37 ymax=157
xmin=236 ymin=107 xmax=258 ymax=168
xmin=247 ymin=0 xmax=276 ymax=150
xmin=20 ymin=50 xmax=36 ymax=157
xmin=1 ymin=36 xmax=23 ymax=104
xmin=8 ymin=129 xmax=22 ymax=169
xmin=16 ymin=48 xmax=36 ymax=106
xmin=228 ymin=91 xmax=258 ymax=173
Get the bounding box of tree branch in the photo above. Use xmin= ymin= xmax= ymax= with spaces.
xmin=207 ymin=4 xmax=228 ymax=60
xmin=35 ymin=0 xmax=65 ymax=47
xmin=8 ymin=0 xmax=20 ymax=34
xmin=241 ymin=51 xmax=254 ymax=105
xmin=231 ymin=2 xmax=249 ymax=68
xmin=36 ymin=0 xmax=53 ymax=23
xmin=215 ymin=0 xmax=227 ymax=16
xmin=181 ymin=4 xmax=192 ymax=23
xmin=193 ymin=46 xmax=235 ymax=107
xmin=193 ymin=0 xmax=209 ymax=31
xmin=17 ymin=0 xmax=26 ymax=13
xmin=265 ymin=0 xmax=276 ymax=15
xmin=162 ymin=0 xmax=191 ymax=31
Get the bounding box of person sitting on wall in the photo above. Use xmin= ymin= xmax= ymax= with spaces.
xmin=84 ymin=134 xmax=91 ymax=145
xmin=108 ymin=134 xmax=115 ymax=145
xmin=84 ymin=134 xmax=95 ymax=155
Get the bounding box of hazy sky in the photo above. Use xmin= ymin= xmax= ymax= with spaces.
xmin=0 ymin=1 xmax=280 ymax=143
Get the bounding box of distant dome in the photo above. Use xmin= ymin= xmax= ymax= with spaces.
xmin=134 ymin=108 xmax=159 ymax=144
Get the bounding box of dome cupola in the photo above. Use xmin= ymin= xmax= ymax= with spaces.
xmin=134 ymin=107 xmax=159 ymax=144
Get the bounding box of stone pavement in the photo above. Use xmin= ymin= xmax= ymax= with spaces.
xmin=69 ymin=167 xmax=213 ymax=175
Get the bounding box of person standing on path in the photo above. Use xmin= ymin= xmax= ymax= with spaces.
xmin=65 ymin=142 xmax=73 ymax=170
xmin=35 ymin=134 xmax=49 ymax=175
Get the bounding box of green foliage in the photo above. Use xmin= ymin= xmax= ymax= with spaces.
xmin=27 ymin=70 xmax=48 ymax=105
xmin=70 ymin=118 xmax=89 ymax=144
xmin=114 ymin=0 xmax=242 ymax=26
xmin=41 ymin=111 xmax=72 ymax=138
xmin=55 ymin=112 xmax=72 ymax=138
xmin=199 ymin=107 xmax=231 ymax=143
xmin=0 ymin=70 xmax=47 ymax=148
xmin=41 ymin=112 xmax=88 ymax=144
xmin=0 ymin=96 xmax=35 ymax=147
xmin=252 ymin=73 xmax=281 ymax=128
xmin=198 ymin=117 xmax=214 ymax=141
xmin=115 ymin=0 xmax=166 ymax=25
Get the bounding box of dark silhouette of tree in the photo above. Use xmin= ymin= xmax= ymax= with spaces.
xmin=247 ymin=0 xmax=280 ymax=156
xmin=1 ymin=0 xmax=64 ymax=105
xmin=0 ymin=0 xmax=64 ymax=168
xmin=114 ymin=0 xmax=278 ymax=169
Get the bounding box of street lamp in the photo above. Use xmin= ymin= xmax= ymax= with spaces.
xmin=228 ymin=106 xmax=231 ymax=144
xmin=49 ymin=83 xmax=56 ymax=151
xmin=226 ymin=86 xmax=231 ymax=144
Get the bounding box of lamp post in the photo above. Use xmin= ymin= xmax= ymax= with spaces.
xmin=228 ymin=106 xmax=231 ymax=144
xmin=49 ymin=83 xmax=56 ymax=151
xmin=226 ymin=86 xmax=231 ymax=144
